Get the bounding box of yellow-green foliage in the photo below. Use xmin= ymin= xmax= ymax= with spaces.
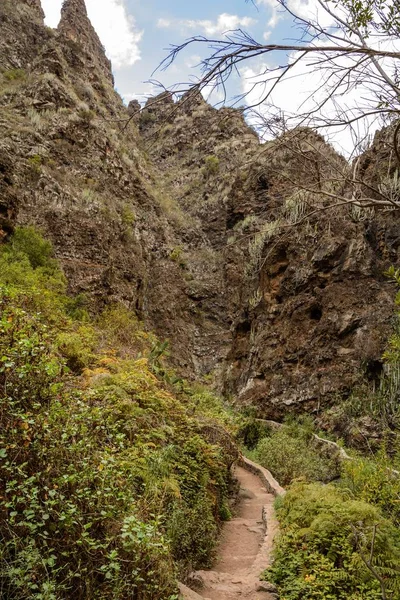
xmin=96 ymin=304 xmax=156 ymax=358
xmin=10 ymin=226 xmax=55 ymax=270
xmin=121 ymin=204 xmax=135 ymax=226
xmin=341 ymin=455 xmax=400 ymax=528
xmin=57 ymin=325 xmax=98 ymax=372
xmin=204 ymin=155 xmax=220 ymax=176
xmin=3 ymin=68 xmax=26 ymax=81
xmin=169 ymin=246 xmax=186 ymax=268
xmin=254 ymin=424 xmax=341 ymax=486
xmin=0 ymin=228 xmax=235 ymax=599
xmin=267 ymin=483 xmax=400 ymax=600
xmin=0 ymin=227 xmax=66 ymax=321
xmin=186 ymin=387 xmax=238 ymax=432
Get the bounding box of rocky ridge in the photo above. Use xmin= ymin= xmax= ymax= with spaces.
xmin=1 ymin=0 xmax=399 ymax=419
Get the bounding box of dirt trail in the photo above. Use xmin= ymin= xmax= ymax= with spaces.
xmin=181 ymin=465 xmax=279 ymax=600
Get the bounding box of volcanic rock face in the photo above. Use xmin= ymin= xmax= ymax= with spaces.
xmin=1 ymin=0 xmax=398 ymax=416
xmin=23 ymin=0 xmax=44 ymax=17
xmin=218 ymin=129 xmax=399 ymax=418
xmin=0 ymin=0 xmax=47 ymax=70
xmin=224 ymin=210 xmax=394 ymax=419
xmin=58 ymin=0 xmax=114 ymax=85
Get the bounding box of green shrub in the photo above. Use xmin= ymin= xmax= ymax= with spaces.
xmin=9 ymin=226 xmax=55 ymax=270
xmin=121 ymin=204 xmax=135 ymax=226
xmin=3 ymin=68 xmax=26 ymax=81
xmin=0 ymin=230 xmax=66 ymax=321
xmin=267 ymin=483 xmax=400 ymax=600
xmin=96 ymin=304 xmax=155 ymax=357
xmin=0 ymin=228 xmax=234 ymax=597
xmin=188 ymin=387 xmax=237 ymax=430
xmin=255 ymin=425 xmax=341 ymax=485
xmin=167 ymin=494 xmax=219 ymax=571
xmin=219 ymin=501 xmax=232 ymax=521
xmin=65 ymin=293 xmax=90 ymax=321
xmin=57 ymin=326 xmax=97 ymax=373
xmin=28 ymin=154 xmax=43 ymax=173
xmin=341 ymin=455 xmax=400 ymax=527
xmin=237 ymin=418 xmax=270 ymax=450
xmin=163 ymin=434 xmax=230 ymax=570
xmin=139 ymin=110 xmax=156 ymax=125
xmin=169 ymin=246 xmax=186 ymax=267
xmin=0 ymin=309 xmax=231 ymax=597
xmin=204 ymin=155 xmax=220 ymax=175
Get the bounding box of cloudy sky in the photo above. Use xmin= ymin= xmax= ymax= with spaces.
xmin=40 ymin=0 xmax=399 ymax=155
xmin=41 ymin=0 xmax=283 ymax=100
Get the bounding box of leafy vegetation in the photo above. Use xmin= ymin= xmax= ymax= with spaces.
xmin=2 ymin=68 xmax=26 ymax=82
xmin=266 ymin=483 xmax=400 ymax=600
xmin=241 ymin=417 xmax=400 ymax=598
xmin=203 ymin=155 xmax=220 ymax=176
xmin=237 ymin=415 xmax=270 ymax=450
xmin=341 ymin=455 xmax=400 ymax=528
xmin=169 ymin=246 xmax=186 ymax=268
xmin=0 ymin=227 xmax=237 ymax=599
xmin=249 ymin=421 xmax=341 ymax=486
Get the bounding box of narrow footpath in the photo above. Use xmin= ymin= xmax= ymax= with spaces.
xmin=180 ymin=463 xmax=282 ymax=600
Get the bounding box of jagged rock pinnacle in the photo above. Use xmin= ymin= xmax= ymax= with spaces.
xmin=59 ymin=0 xmax=89 ymax=22
xmin=21 ymin=0 xmax=45 ymax=20
xmin=58 ymin=0 xmax=114 ymax=85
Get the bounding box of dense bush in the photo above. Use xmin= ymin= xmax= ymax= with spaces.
xmin=341 ymin=455 xmax=400 ymax=528
xmin=237 ymin=417 xmax=271 ymax=450
xmin=254 ymin=424 xmax=341 ymax=486
xmin=0 ymin=228 xmax=235 ymax=599
xmin=203 ymin=155 xmax=220 ymax=175
xmin=267 ymin=483 xmax=400 ymax=600
xmin=10 ymin=226 xmax=56 ymax=269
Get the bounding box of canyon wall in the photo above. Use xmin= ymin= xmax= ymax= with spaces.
xmin=1 ymin=0 xmax=399 ymax=417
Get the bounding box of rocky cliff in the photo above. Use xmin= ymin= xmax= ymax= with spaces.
xmin=1 ymin=0 xmax=399 ymax=419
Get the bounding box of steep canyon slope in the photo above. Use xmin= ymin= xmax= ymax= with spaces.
xmin=1 ymin=0 xmax=399 ymax=418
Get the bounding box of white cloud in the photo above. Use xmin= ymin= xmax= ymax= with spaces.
xmin=184 ymin=55 xmax=202 ymax=69
xmin=257 ymin=0 xmax=341 ymax=38
xmin=247 ymin=1 xmax=400 ymax=155
xmin=41 ymin=0 xmax=142 ymax=69
xmin=157 ymin=18 xmax=172 ymax=29
xmin=157 ymin=13 xmax=257 ymax=37
xmin=258 ymin=0 xmax=281 ymax=29
xmin=123 ymin=84 xmax=158 ymax=105
xmin=240 ymin=54 xmax=381 ymax=156
xmin=201 ymin=83 xmax=225 ymax=105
